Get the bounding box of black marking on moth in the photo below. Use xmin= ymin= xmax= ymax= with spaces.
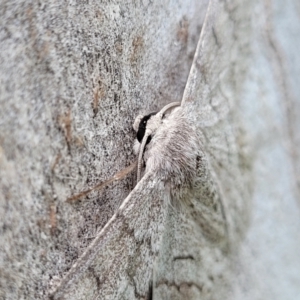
xmin=136 ymin=112 xmax=157 ymax=144
xmin=147 ymin=281 xmax=153 ymax=300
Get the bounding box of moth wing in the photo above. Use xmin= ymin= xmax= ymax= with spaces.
xmin=188 ymin=153 xmax=228 ymax=243
xmin=153 ymin=0 xmax=251 ymax=298
xmin=180 ymin=0 xmax=250 ymax=245
xmin=51 ymin=171 xmax=168 ymax=300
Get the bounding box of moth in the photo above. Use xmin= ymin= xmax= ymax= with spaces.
xmin=50 ymin=102 xmax=227 ymax=299
xmin=49 ymin=1 xmax=233 ymax=298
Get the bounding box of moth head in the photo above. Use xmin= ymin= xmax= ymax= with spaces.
xmin=133 ymin=112 xmax=158 ymax=145
xmin=133 ymin=102 xmax=181 ymax=182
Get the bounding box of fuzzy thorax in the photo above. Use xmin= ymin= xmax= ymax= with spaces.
xmin=134 ymin=105 xmax=205 ymax=203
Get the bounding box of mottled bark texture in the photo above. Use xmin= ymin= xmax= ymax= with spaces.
xmin=0 ymin=0 xmax=300 ymax=299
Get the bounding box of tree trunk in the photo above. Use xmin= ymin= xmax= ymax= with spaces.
xmin=0 ymin=0 xmax=299 ymax=299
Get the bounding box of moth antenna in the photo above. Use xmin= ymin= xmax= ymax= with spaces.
xmin=158 ymin=101 xmax=181 ymax=116
xmin=137 ymin=130 xmax=151 ymax=181
xmin=67 ymin=161 xmax=137 ymax=202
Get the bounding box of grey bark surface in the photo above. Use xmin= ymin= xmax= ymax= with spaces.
xmin=1 ymin=0 xmax=300 ymax=299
